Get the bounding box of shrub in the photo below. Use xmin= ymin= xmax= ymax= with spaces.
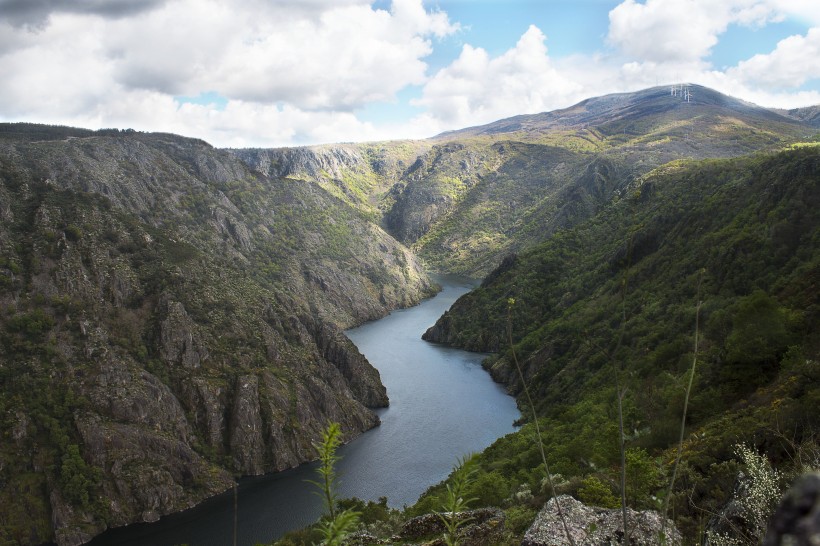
xmin=577 ymin=475 xmax=620 ymax=509
xmin=706 ymin=444 xmax=784 ymax=545
xmin=64 ymin=224 xmax=83 ymax=242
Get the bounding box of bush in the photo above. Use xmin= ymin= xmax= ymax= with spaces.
xmin=706 ymin=444 xmax=785 ymax=545
xmin=577 ymin=475 xmax=620 ymax=509
xmin=64 ymin=224 xmax=83 ymax=242
xmin=6 ymin=309 xmax=54 ymax=339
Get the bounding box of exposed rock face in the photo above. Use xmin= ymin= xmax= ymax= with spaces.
xmin=158 ymin=298 xmax=208 ymax=369
xmin=234 ymin=145 xmax=370 ymax=181
xmin=0 ymin=126 xmax=435 ymax=545
xmin=522 ymin=496 xmax=681 ymax=546
xmin=309 ymin=317 xmax=388 ymax=408
xmin=764 ymin=472 xmax=820 ymax=546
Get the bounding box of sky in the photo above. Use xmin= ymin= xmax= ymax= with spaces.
xmin=0 ymin=0 xmax=818 ymax=148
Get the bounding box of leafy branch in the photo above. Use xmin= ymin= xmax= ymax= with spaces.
xmin=439 ymin=453 xmax=479 ymax=546
xmin=307 ymin=422 xmax=360 ymax=546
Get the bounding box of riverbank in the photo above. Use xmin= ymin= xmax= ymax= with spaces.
xmin=88 ymin=276 xmax=518 ymax=546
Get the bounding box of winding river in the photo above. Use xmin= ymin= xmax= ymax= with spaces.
xmin=89 ymin=276 xmax=520 ymax=546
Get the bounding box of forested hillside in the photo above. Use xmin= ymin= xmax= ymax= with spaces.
xmin=238 ymin=86 xmax=812 ymax=277
xmin=418 ymin=145 xmax=820 ymax=541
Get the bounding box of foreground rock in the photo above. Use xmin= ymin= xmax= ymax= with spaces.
xmin=764 ymin=472 xmax=820 ymax=545
xmin=522 ymin=496 xmax=681 ymax=545
xmin=347 ymin=508 xmax=505 ymax=546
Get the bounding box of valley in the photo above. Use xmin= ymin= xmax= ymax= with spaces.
xmin=0 ymin=85 xmax=818 ymax=545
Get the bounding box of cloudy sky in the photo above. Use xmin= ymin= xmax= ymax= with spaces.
xmin=1 ymin=0 xmax=818 ymax=147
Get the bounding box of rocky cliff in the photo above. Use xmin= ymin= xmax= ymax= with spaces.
xmin=0 ymin=125 xmax=435 ymax=545
xmin=236 ymin=86 xmax=813 ymax=278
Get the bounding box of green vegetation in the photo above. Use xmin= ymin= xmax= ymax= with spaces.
xmin=420 ymin=146 xmax=820 ymax=542
xmin=439 ymin=454 xmax=478 ymax=546
xmin=1 ymin=87 xmax=818 ymax=545
xmin=309 ymin=423 xmax=360 ymax=546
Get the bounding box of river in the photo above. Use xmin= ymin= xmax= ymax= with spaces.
xmin=88 ymin=275 xmax=520 ymax=546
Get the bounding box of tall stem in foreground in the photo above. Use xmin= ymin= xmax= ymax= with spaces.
xmin=308 ymin=422 xmax=360 ymax=546
xmin=616 ymin=373 xmax=629 ymax=546
xmin=615 ymin=271 xmax=630 ymax=546
xmin=507 ymin=299 xmax=576 ymax=546
xmin=662 ymin=273 xmax=704 ymax=541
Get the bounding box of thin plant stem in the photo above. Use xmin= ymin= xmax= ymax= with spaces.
xmin=612 ymin=244 xmax=633 ymax=546
xmin=507 ymin=299 xmax=577 ymax=546
xmin=233 ymin=482 xmax=238 ymax=546
xmin=662 ymin=271 xmax=704 ymax=542
xmin=616 ymin=376 xmax=629 ymax=546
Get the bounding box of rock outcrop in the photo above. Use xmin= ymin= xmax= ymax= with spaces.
xmin=522 ymin=496 xmax=681 ymax=546
xmin=764 ymin=472 xmax=820 ymax=546
xmin=0 ymin=126 xmax=434 ymax=545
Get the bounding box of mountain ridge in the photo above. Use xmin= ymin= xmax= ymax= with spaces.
xmin=234 ymin=85 xmax=817 ymax=277
xmin=1 ymin=84 xmax=819 ymax=545
xmin=432 ymin=84 xmax=807 ymax=139
xmin=0 ymin=126 xmax=435 ymax=544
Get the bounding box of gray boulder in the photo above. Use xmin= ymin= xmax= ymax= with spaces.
xmin=522 ymin=495 xmax=681 ymax=545
xmin=764 ymin=472 xmax=820 ymax=546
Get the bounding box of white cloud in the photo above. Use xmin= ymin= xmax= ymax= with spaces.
xmin=0 ymin=15 xmax=113 ymax=118
xmin=0 ymin=0 xmax=459 ymax=145
xmin=728 ymin=27 xmax=820 ymax=89
xmin=412 ymin=25 xmax=582 ymax=131
xmin=608 ymin=0 xmax=791 ymax=65
xmin=1 ymin=0 xmax=818 ymax=147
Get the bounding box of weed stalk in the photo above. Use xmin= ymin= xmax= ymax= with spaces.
xmin=507 ymin=298 xmax=577 ymax=546
xmin=662 ymin=271 xmax=704 ymax=540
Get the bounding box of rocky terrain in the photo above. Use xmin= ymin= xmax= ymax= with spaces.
xmin=521 ymin=496 xmax=681 ymax=545
xmin=0 ymin=126 xmax=435 ymax=545
xmin=236 ymin=85 xmax=812 ymax=277
xmin=1 ymin=84 xmax=819 ymax=545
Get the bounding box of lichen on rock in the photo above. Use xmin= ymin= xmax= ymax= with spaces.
xmin=522 ymin=495 xmax=681 ymax=546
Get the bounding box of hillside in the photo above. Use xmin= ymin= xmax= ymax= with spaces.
xmin=237 ymin=85 xmax=814 ymax=277
xmin=1 ymin=84 xmax=819 ymax=545
xmin=419 ymin=145 xmax=820 ymax=541
xmin=0 ymin=125 xmax=435 ymax=545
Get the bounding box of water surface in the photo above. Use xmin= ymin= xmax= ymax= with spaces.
xmin=89 ymin=276 xmax=519 ymax=545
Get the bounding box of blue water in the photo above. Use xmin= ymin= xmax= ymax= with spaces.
xmin=89 ymin=276 xmax=520 ymax=545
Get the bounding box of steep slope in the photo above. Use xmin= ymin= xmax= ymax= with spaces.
xmin=421 ymin=146 xmax=820 ymax=540
xmin=232 ymin=140 xmax=430 ymax=222
xmin=773 ymin=105 xmax=820 ymax=128
xmin=236 ymin=86 xmax=816 ymax=277
xmin=0 ymin=125 xmax=436 ymax=545
xmin=409 ymin=85 xmax=812 ymax=275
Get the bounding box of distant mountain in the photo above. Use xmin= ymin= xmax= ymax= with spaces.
xmin=238 ymin=85 xmax=817 ymax=276
xmin=0 ymin=125 xmax=435 ymax=544
xmin=774 ymin=104 xmax=820 ymax=127
xmin=436 ymin=84 xmax=802 ymax=138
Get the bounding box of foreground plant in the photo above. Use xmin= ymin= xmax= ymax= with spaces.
xmin=308 ymin=423 xmax=360 ymax=546
xmin=662 ymin=271 xmax=704 ymax=543
xmin=439 ymin=454 xmax=479 ymax=546
xmin=706 ymin=444 xmax=784 ymax=546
